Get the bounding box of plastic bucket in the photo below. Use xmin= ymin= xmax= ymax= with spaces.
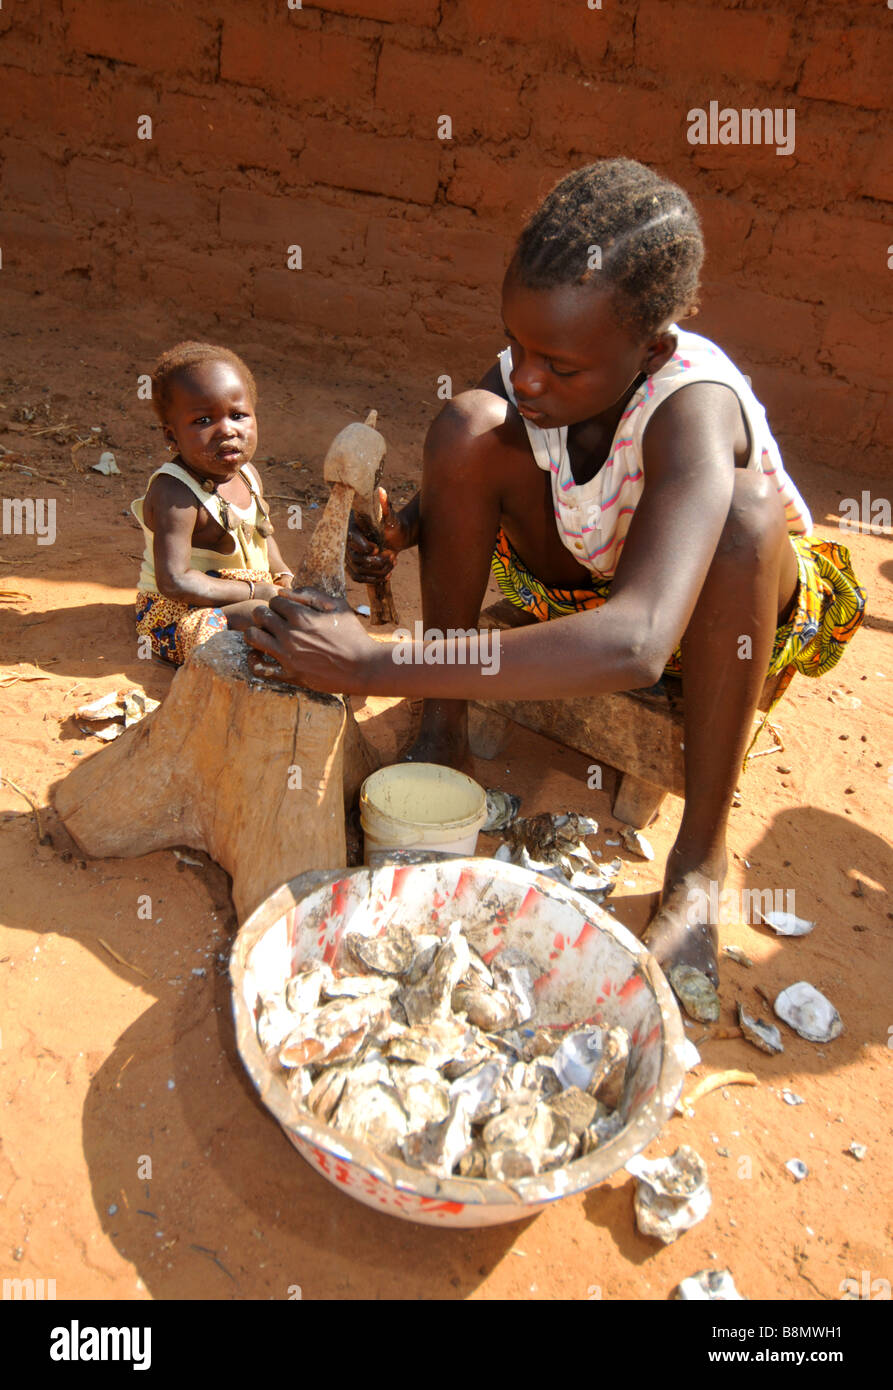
xmin=360 ymin=762 xmax=487 ymax=860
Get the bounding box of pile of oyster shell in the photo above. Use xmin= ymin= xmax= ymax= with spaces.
xmin=255 ymin=920 xmax=631 ymax=1182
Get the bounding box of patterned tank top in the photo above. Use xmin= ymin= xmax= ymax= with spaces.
xmin=498 ymin=328 xmax=812 ymax=579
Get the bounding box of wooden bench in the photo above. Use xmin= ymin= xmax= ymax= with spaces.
xmin=469 ymin=602 xmax=784 ymax=828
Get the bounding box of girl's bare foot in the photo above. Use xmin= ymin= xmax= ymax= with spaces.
xmin=400 ymin=699 xmax=476 ymax=776
xmin=641 ymin=848 xmax=728 ymax=986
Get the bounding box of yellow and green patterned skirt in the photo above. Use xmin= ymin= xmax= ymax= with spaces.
xmin=491 ymin=529 xmax=866 ymax=764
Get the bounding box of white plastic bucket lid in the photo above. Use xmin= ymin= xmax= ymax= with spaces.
xmin=360 ymin=762 xmax=487 ymax=849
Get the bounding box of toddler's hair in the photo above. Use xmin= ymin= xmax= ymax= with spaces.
xmin=512 ymin=159 xmax=704 ymax=339
xmin=149 ymin=341 xmax=258 ymax=423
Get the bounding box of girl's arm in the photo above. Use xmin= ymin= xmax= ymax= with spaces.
xmin=148 ymin=475 xmax=279 ymax=606
xmin=241 ymin=382 xmax=741 ymax=696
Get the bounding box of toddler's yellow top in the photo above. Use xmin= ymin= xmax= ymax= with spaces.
xmin=132 ymin=460 xmax=269 ymax=591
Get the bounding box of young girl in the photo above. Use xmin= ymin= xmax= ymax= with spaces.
xmin=133 ymin=341 xmax=294 ymax=665
xmin=236 ymin=160 xmax=865 ymax=986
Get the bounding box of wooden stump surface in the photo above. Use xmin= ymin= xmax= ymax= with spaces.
xmin=53 ymin=631 xmax=377 ymax=922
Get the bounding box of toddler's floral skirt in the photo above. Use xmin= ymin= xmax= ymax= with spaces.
xmin=134 ymin=568 xmax=273 ymax=667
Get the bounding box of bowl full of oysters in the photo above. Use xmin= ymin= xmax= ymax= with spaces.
xmin=231 ymin=856 xmax=688 ymax=1227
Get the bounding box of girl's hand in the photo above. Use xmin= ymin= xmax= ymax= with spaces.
xmin=346 ymin=488 xmax=408 ymax=583
xmin=241 ymin=588 xmax=379 ymax=693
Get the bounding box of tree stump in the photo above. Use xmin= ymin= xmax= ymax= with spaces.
xmin=52 ymin=631 xmax=378 ymax=922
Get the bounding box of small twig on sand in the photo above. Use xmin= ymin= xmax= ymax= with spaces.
xmin=96 ymin=937 xmax=151 ymax=980
xmin=0 ymin=669 xmax=52 ymax=688
xmin=0 ymin=774 xmax=46 ymax=840
xmin=1 ymin=460 xmax=68 ymax=486
xmin=116 ymin=1054 xmax=135 ymax=1088
xmin=796 ymin=1267 xmax=831 ymax=1300
xmin=24 ymin=419 xmax=73 ymax=436
xmin=189 ymin=1244 xmax=236 ymax=1283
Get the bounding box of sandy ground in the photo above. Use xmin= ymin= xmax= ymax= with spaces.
xmin=1 ymin=287 xmax=891 ymax=1302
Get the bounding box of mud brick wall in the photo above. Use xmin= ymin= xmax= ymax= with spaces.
xmin=0 ymin=0 xmax=890 ymax=474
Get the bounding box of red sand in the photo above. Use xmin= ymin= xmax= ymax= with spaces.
xmin=1 ymin=289 xmax=891 ymax=1300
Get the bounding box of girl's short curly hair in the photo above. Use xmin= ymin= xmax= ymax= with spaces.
xmin=149 ymin=341 xmax=258 ymax=423
xmin=511 ymin=158 xmax=705 ymax=339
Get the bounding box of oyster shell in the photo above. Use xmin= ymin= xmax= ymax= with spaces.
xmin=669 ymin=964 xmax=720 ymax=1024
xmin=673 ymin=1269 xmax=745 ymax=1301
xmin=546 ymin=1085 xmax=598 ymax=1136
xmin=552 ymin=1026 xmax=605 ymax=1090
xmin=626 ymin=1145 xmax=712 ymax=1244
xmin=737 ymin=1002 xmax=784 ymax=1055
xmin=456 ymin=1144 xmax=487 ymax=1178
xmin=398 ymin=922 xmax=470 ymax=1024
xmin=521 ymin=1056 xmax=562 ymax=1099
xmin=285 ymin=962 xmax=334 ymax=1013
xmin=482 ymin=1099 xmax=558 ymax=1181
xmin=440 ymin=1030 xmax=499 ymax=1080
xmin=773 ymin=981 xmax=843 ymax=1043
xmin=482 ymin=789 xmax=522 ymax=833
xmin=402 ymin=1093 xmax=474 ymax=1178
xmin=758 ymin=910 xmax=815 ymax=937
xmin=588 ymin=1026 xmax=630 ymax=1109
xmin=346 ymin=924 xmax=416 ymax=977
xmin=257 ymin=996 xmax=301 ymax=1053
xmin=590 ymin=1102 xmax=625 ymax=1146
xmin=391 ymin=1063 xmax=451 ymax=1130
xmin=451 ymin=983 xmax=517 ymax=1031
xmin=385 ymin=1017 xmax=480 ymax=1070
xmin=278 ymin=994 xmax=391 ymax=1068
xmin=619 ymin=826 xmax=655 ymax=860
xmin=496 ymin=814 xmax=619 ymax=903
xmin=491 ymin=947 xmax=537 ymax=1025
xmin=306 ymin=1065 xmax=351 ymax=1122
xmin=522 ymin=1026 xmax=564 ymax=1061
xmin=464 ymin=945 xmax=494 ymax=989
xmin=566 ymin=863 xmax=622 ymax=899
xmin=287 ymin=1066 xmax=313 ymax=1106
xmin=334 ymin=1079 xmax=410 ymax=1155
xmin=505 ymin=810 xmax=595 ymax=858
xmin=404 ymin=933 xmax=442 ymax=985
xmin=449 ymin=1058 xmax=507 ymax=1123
